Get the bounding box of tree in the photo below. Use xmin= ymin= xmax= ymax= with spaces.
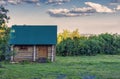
xmin=57 ymin=38 xmax=74 ymax=56
xmin=57 ymin=29 xmax=120 ymax=56
xmin=0 ymin=6 xmax=10 ymax=61
xmin=57 ymin=29 xmax=80 ymax=44
xmin=98 ymin=33 xmax=115 ymax=54
xmin=71 ymin=29 xmax=80 ymax=39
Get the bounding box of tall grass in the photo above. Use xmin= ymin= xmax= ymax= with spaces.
xmin=0 ymin=55 xmax=120 ymax=79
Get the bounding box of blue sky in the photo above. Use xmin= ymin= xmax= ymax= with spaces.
xmin=1 ymin=0 xmax=120 ymax=34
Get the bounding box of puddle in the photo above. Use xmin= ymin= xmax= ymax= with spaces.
xmin=56 ymin=74 xmax=66 ymax=79
xmin=82 ymin=75 xmax=96 ymax=79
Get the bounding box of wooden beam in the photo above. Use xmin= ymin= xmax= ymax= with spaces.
xmin=51 ymin=45 xmax=54 ymax=62
xmin=33 ymin=45 xmax=36 ymax=61
xmin=11 ymin=45 xmax=14 ymax=61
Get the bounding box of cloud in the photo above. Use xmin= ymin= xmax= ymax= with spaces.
xmin=0 ymin=0 xmax=40 ymax=6
xmin=0 ymin=0 xmax=7 ymax=5
xmin=85 ymin=2 xmax=114 ymax=13
xmin=0 ymin=0 xmax=70 ymax=6
xmin=116 ymin=5 xmax=120 ymax=10
xmin=23 ymin=0 xmax=39 ymax=3
xmin=23 ymin=0 xmax=40 ymax=6
xmin=7 ymin=0 xmax=21 ymax=5
xmin=70 ymin=7 xmax=96 ymax=13
xmin=46 ymin=0 xmax=70 ymax=5
xmin=47 ymin=2 xmax=115 ymax=17
xmin=47 ymin=7 xmax=96 ymax=17
xmin=47 ymin=9 xmax=71 ymax=17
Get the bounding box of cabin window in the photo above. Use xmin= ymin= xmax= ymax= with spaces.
xmin=19 ymin=46 xmax=28 ymax=51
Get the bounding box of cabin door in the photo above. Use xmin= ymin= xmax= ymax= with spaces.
xmin=37 ymin=46 xmax=48 ymax=58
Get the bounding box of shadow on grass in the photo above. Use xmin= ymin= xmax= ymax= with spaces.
xmin=100 ymin=61 xmax=119 ymax=65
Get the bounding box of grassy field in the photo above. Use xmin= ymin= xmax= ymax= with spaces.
xmin=0 ymin=55 xmax=120 ymax=79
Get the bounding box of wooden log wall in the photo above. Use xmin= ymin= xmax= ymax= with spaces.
xmin=13 ymin=45 xmax=33 ymax=62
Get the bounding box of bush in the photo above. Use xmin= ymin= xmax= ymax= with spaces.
xmin=57 ymin=33 xmax=120 ymax=56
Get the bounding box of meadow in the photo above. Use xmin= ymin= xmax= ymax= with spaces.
xmin=0 ymin=55 xmax=120 ymax=79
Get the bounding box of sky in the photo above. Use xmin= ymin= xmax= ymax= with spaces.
xmin=0 ymin=0 xmax=120 ymax=34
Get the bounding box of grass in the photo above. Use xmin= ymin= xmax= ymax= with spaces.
xmin=0 ymin=55 xmax=120 ymax=79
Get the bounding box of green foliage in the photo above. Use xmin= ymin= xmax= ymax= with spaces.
xmin=57 ymin=29 xmax=80 ymax=44
xmin=57 ymin=30 xmax=120 ymax=56
xmin=0 ymin=6 xmax=10 ymax=61
xmin=0 ymin=6 xmax=10 ymax=26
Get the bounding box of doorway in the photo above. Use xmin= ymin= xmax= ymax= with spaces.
xmin=37 ymin=46 xmax=48 ymax=58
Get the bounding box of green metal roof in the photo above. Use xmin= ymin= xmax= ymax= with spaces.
xmin=9 ymin=25 xmax=57 ymax=45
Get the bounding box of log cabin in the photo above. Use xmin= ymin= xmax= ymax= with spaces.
xmin=9 ymin=25 xmax=57 ymax=62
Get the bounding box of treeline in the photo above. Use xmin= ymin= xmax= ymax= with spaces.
xmin=0 ymin=6 xmax=10 ymax=61
xmin=57 ymin=29 xmax=120 ymax=56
